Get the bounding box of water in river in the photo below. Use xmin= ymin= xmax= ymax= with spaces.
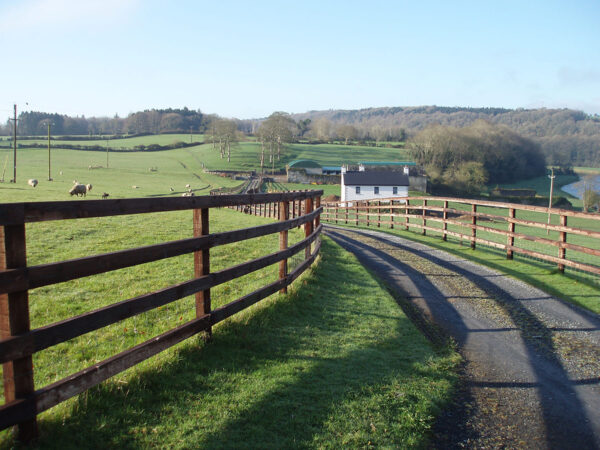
xmin=561 ymin=174 xmax=600 ymax=199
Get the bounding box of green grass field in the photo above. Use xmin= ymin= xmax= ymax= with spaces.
xmin=0 ymin=144 xmax=459 ymax=447
xmin=9 ymin=134 xmax=202 ymax=149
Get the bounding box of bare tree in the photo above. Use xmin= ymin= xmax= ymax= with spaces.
xmin=337 ymin=124 xmax=358 ymax=145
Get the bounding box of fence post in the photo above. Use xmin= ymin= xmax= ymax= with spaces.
xmin=279 ymin=201 xmax=289 ymax=293
xmin=558 ymin=214 xmax=567 ymax=272
xmin=390 ymin=200 xmax=394 ymax=229
xmin=366 ymin=201 xmax=370 ymax=227
xmin=422 ymin=199 xmax=427 ymax=235
xmin=345 ymin=204 xmax=348 ymax=224
xmin=471 ymin=204 xmax=477 ymax=250
xmin=405 ymin=199 xmax=410 ymax=231
xmin=377 ymin=200 xmax=381 ymax=227
xmin=305 ymin=197 xmax=314 ymax=259
xmin=507 ymin=208 xmax=515 ymax=259
xmin=355 ymin=203 xmax=359 ymax=226
xmin=0 ymin=225 xmax=38 ymax=442
xmin=335 ymin=205 xmax=338 ymax=224
xmin=314 ymin=196 xmax=321 ymax=230
xmin=194 ymin=208 xmax=211 ymax=339
xmin=442 ymin=200 xmax=448 ymax=241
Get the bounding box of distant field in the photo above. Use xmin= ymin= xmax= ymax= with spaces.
xmin=200 ymin=141 xmax=410 ymax=172
xmin=9 ymin=134 xmax=202 ymax=149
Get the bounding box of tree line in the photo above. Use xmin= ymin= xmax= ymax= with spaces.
xmin=1 ymin=108 xmax=211 ymax=136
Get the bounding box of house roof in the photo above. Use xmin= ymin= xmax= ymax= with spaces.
xmin=322 ymin=166 xmax=341 ymax=171
xmin=343 ymin=171 xmax=409 ymax=186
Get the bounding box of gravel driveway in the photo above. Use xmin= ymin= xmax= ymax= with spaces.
xmin=324 ymin=225 xmax=600 ymax=449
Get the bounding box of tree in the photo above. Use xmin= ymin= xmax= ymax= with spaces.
xmin=582 ymin=177 xmax=600 ymax=211
xmin=337 ymin=124 xmax=358 ymax=145
xmin=257 ymin=112 xmax=296 ymax=173
xmin=309 ymin=118 xmax=332 ymax=142
xmin=214 ymin=119 xmax=238 ymax=162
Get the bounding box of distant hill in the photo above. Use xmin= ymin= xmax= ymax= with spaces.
xmin=291 ymin=106 xmax=600 ymax=167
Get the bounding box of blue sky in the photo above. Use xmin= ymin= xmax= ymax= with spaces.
xmin=0 ymin=0 xmax=598 ymax=119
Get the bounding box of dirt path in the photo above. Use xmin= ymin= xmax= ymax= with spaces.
xmin=324 ymin=225 xmax=600 ymax=449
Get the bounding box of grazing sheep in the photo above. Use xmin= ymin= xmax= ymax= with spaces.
xmin=86 ymin=184 xmax=92 ymax=193
xmin=102 ymin=192 xmax=109 ymax=199
xmin=169 ymin=187 xmax=174 ymax=192
xmin=182 ymin=192 xmax=195 ymax=197
xmin=59 ymin=171 xmax=63 ymax=175
xmin=28 ymin=179 xmax=38 ymax=188
xmin=132 ymin=185 xmax=139 ymax=189
xmin=185 ymin=184 xmax=191 ymax=188
xmin=69 ymin=183 xmax=87 ymax=197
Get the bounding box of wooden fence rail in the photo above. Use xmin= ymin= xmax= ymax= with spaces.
xmin=322 ymin=196 xmax=600 ymax=276
xmin=0 ymin=190 xmax=322 ymax=442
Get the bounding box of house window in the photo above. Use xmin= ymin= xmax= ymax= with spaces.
xmin=393 ymin=186 xmax=398 ymax=194
xmin=374 ymin=187 xmax=379 ymax=194
xmin=356 ymin=186 xmax=360 ymax=194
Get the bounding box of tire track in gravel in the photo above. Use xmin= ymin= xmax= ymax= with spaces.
xmin=324 ymin=225 xmax=600 ymax=449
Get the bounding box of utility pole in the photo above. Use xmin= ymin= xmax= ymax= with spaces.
xmin=547 ymin=167 xmax=555 ymax=235
xmin=9 ymin=104 xmax=17 ymax=183
xmin=46 ymin=122 xmax=53 ymax=181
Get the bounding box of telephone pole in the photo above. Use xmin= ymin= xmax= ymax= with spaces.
xmin=547 ymin=167 xmax=555 ymax=235
xmin=9 ymin=104 xmax=17 ymax=183
xmin=45 ymin=122 xmax=53 ymax=181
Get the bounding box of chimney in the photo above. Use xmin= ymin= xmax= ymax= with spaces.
xmin=403 ymin=165 xmax=409 ymax=175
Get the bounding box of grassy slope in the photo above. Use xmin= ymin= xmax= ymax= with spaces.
xmin=1 ymin=235 xmax=459 ymax=448
xmin=0 ymin=146 xmax=240 ymax=202
xmin=0 ymin=144 xmax=458 ymax=447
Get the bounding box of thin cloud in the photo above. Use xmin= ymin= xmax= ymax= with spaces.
xmin=0 ymin=0 xmax=140 ymax=31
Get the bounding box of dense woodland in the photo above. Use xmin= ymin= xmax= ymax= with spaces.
xmin=410 ymin=121 xmax=547 ymax=194
xmin=2 ymin=106 xmax=599 ymax=168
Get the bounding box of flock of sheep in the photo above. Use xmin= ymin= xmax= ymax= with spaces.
xmin=26 ymin=178 xmax=195 ymax=199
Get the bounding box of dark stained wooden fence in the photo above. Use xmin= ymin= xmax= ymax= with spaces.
xmin=322 ymin=196 xmax=600 ymax=276
xmin=0 ymin=190 xmax=322 ymax=442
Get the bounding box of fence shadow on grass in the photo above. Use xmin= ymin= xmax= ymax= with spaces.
xmin=19 ymin=238 xmax=453 ymax=449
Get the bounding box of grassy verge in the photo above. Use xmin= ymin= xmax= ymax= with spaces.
xmin=325 ymin=221 xmax=600 ymax=314
xmin=1 ymin=237 xmax=459 ymax=448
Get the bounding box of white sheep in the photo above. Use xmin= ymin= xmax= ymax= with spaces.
xmin=28 ymin=179 xmax=38 ymax=188
xmin=169 ymin=187 xmax=174 ymax=192
xmin=132 ymin=185 xmax=139 ymax=189
xmin=69 ymin=184 xmax=87 ymax=197
xmin=185 ymin=184 xmax=191 ymax=188
xmin=86 ymin=184 xmax=92 ymax=193
xmin=182 ymin=192 xmax=195 ymax=197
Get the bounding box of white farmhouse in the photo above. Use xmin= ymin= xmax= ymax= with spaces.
xmin=341 ymin=168 xmax=409 ymax=204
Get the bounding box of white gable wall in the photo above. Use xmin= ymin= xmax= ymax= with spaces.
xmin=342 ymin=184 xmax=408 ymax=203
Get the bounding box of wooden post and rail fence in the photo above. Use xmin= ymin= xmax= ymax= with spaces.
xmin=0 ymin=190 xmax=322 ymax=442
xmin=322 ymin=196 xmax=600 ymax=277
